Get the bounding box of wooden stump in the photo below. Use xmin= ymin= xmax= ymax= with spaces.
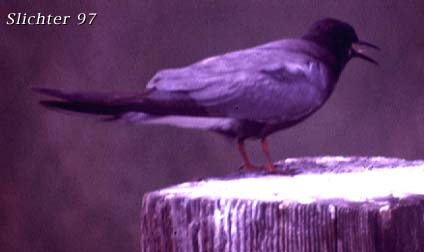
xmin=141 ymin=156 xmax=424 ymax=252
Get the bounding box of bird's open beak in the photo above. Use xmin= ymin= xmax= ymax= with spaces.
xmin=351 ymin=40 xmax=380 ymax=65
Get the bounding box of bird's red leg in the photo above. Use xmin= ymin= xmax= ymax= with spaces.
xmin=260 ymin=138 xmax=275 ymax=172
xmin=237 ymin=140 xmax=255 ymax=170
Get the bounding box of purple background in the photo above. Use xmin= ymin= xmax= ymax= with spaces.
xmin=2 ymin=1 xmax=424 ymax=251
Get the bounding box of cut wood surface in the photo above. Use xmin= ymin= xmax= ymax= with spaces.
xmin=141 ymin=156 xmax=424 ymax=252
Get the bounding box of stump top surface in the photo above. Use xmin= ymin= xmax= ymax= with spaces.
xmin=154 ymin=156 xmax=424 ymax=205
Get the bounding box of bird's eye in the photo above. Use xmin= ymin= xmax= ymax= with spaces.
xmin=348 ymin=48 xmax=354 ymax=58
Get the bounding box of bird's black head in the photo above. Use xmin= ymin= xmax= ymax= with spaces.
xmin=302 ymin=18 xmax=378 ymax=72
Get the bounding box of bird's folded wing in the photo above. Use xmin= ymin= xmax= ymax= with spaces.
xmin=145 ymin=39 xmax=333 ymax=122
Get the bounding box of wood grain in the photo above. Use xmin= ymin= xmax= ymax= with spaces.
xmin=141 ymin=156 xmax=424 ymax=252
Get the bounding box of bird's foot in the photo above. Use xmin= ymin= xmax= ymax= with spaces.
xmin=264 ymin=164 xmax=303 ymax=176
xmin=264 ymin=162 xmax=275 ymax=172
xmin=239 ymin=162 xmax=301 ymax=176
xmin=239 ymin=163 xmax=263 ymax=171
xmin=239 ymin=162 xmax=277 ymax=172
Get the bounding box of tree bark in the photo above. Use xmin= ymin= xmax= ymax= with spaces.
xmin=141 ymin=156 xmax=424 ymax=252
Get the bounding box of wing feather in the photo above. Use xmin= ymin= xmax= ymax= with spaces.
xmin=145 ymin=39 xmax=337 ymax=121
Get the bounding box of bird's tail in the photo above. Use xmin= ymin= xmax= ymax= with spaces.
xmin=32 ymin=87 xmax=157 ymax=120
xmin=32 ymin=87 xmax=233 ymax=132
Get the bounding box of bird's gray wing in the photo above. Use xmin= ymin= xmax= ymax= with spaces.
xmin=145 ymin=39 xmax=336 ymax=122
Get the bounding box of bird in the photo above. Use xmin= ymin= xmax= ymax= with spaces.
xmin=33 ymin=18 xmax=379 ymax=172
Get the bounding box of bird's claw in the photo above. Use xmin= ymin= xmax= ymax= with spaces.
xmin=238 ymin=163 xmax=263 ymax=171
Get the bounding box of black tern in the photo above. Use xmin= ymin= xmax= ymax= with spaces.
xmin=33 ymin=18 xmax=379 ymax=172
